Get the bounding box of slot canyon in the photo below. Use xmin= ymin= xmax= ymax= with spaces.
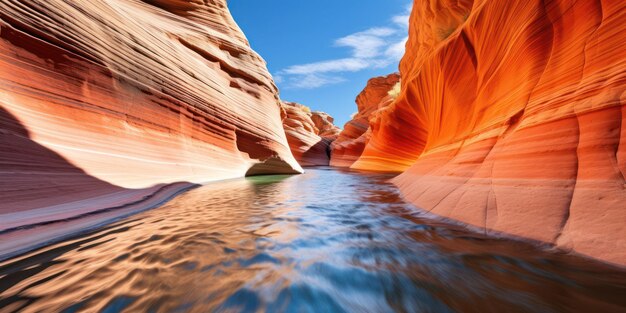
xmin=1 ymin=0 xmax=625 ymax=312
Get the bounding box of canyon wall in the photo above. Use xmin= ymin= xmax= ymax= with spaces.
xmin=281 ymin=102 xmax=340 ymax=166
xmin=0 ymin=0 xmax=302 ymax=233
xmin=331 ymin=73 xmax=399 ymax=167
xmin=351 ymin=0 xmax=626 ymax=265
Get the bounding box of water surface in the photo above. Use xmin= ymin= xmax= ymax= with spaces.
xmin=1 ymin=168 xmax=625 ymax=312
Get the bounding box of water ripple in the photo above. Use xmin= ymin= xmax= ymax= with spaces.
xmin=1 ymin=168 xmax=625 ymax=312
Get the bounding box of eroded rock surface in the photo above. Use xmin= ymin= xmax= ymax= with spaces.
xmin=351 ymin=0 xmax=626 ymax=265
xmin=330 ymin=73 xmax=400 ymax=167
xmin=0 ymin=0 xmax=302 ymax=233
xmin=281 ymin=102 xmax=340 ymax=166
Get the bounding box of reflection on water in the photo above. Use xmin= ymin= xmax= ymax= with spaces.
xmin=1 ymin=168 xmax=625 ymax=312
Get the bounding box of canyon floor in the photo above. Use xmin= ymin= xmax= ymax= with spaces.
xmin=1 ymin=168 xmax=626 ymax=312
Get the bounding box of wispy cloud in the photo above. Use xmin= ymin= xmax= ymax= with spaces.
xmin=283 ymin=58 xmax=372 ymax=75
xmin=392 ymin=14 xmax=410 ymax=28
xmin=335 ymin=27 xmax=396 ymax=59
xmin=384 ymin=36 xmax=409 ymax=60
xmin=391 ymin=4 xmax=412 ymax=28
xmin=277 ymin=4 xmax=412 ymax=90
xmin=289 ymin=74 xmax=347 ymax=89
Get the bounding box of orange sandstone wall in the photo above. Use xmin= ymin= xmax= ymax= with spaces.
xmin=352 ymin=0 xmax=626 ymax=265
xmin=281 ymin=102 xmax=340 ymax=166
xmin=0 ymin=0 xmax=302 ymax=230
xmin=311 ymin=111 xmax=341 ymax=141
xmin=331 ymin=73 xmax=399 ymax=167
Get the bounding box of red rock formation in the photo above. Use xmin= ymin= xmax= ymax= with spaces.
xmin=331 ymin=73 xmax=400 ymax=167
xmin=281 ymin=102 xmax=340 ymax=166
xmin=0 ymin=0 xmax=302 ymax=240
xmin=352 ymin=0 xmax=626 ymax=265
xmin=311 ymin=111 xmax=341 ymax=140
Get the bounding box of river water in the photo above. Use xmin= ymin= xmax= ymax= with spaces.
xmin=1 ymin=168 xmax=625 ymax=312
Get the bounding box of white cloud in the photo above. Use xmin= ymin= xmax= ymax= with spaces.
xmin=391 ymin=4 xmax=412 ymax=28
xmin=287 ymin=74 xmax=346 ymax=89
xmin=392 ymin=14 xmax=410 ymax=28
xmin=385 ymin=36 xmax=409 ymax=61
xmin=282 ymin=57 xmax=393 ymax=78
xmin=335 ymin=27 xmax=396 ymax=58
xmin=276 ymin=4 xmax=413 ymax=89
xmin=283 ymin=58 xmax=371 ymax=75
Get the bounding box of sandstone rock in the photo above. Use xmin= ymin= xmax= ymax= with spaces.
xmin=311 ymin=111 xmax=341 ymax=140
xmin=281 ymin=102 xmax=339 ymax=166
xmin=0 ymin=0 xmax=302 ymax=234
xmin=331 ymin=73 xmax=400 ymax=167
xmin=352 ymin=0 xmax=626 ymax=265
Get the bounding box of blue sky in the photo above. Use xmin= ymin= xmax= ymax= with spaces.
xmin=228 ymin=1 xmax=412 ymax=126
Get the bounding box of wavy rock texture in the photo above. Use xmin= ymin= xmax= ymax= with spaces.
xmin=281 ymin=102 xmax=340 ymax=166
xmin=0 ymin=0 xmax=302 ymax=235
xmin=330 ymin=73 xmax=400 ymax=167
xmin=352 ymin=0 xmax=626 ymax=265
xmin=311 ymin=111 xmax=341 ymax=140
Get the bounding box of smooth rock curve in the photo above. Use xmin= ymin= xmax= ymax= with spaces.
xmin=0 ymin=0 xmax=302 ymax=235
xmin=330 ymin=73 xmax=400 ymax=167
xmin=352 ymin=0 xmax=626 ymax=265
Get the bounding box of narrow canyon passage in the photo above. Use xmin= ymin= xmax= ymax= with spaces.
xmin=1 ymin=168 xmax=625 ymax=313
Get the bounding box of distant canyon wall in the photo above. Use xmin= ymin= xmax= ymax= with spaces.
xmin=331 ymin=73 xmax=399 ymax=168
xmin=0 ymin=0 xmax=302 ymax=230
xmin=347 ymin=0 xmax=626 ymax=265
xmin=282 ymin=102 xmax=340 ymax=166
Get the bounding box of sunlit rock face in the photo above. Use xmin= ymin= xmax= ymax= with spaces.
xmin=311 ymin=111 xmax=341 ymax=140
xmin=281 ymin=102 xmax=340 ymax=166
xmin=0 ymin=0 xmax=302 ymax=228
xmin=331 ymin=73 xmax=400 ymax=168
xmin=352 ymin=0 xmax=626 ymax=265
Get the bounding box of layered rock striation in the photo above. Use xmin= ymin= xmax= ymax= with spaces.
xmin=351 ymin=0 xmax=626 ymax=265
xmin=331 ymin=73 xmax=400 ymax=167
xmin=281 ymin=102 xmax=340 ymax=166
xmin=0 ymin=0 xmax=302 ymax=243
xmin=311 ymin=111 xmax=341 ymax=140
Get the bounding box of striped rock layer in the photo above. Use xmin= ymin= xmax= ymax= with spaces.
xmin=331 ymin=73 xmax=400 ymax=168
xmin=351 ymin=0 xmax=626 ymax=265
xmin=0 ymin=0 xmax=302 ymax=233
xmin=281 ymin=102 xmax=340 ymax=166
